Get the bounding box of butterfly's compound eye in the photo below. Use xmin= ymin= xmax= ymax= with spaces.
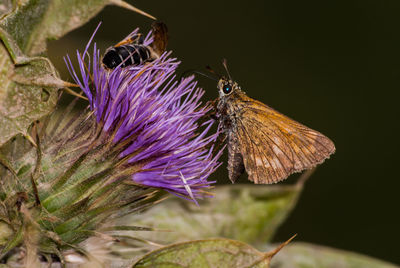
xmin=222 ymin=84 xmax=232 ymax=94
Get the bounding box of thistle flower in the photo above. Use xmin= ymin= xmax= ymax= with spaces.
xmin=0 ymin=24 xmax=222 ymax=265
xmin=64 ymin=24 xmax=222 ymax=201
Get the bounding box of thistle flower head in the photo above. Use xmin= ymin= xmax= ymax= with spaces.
xmin=64 ymin=24 xmax=222 ymax=201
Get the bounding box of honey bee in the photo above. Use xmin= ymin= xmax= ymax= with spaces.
xmin=212 ymin=60 xmax=335 ymax=184
xmin=102 ymin=22 xmax=168 ymax=69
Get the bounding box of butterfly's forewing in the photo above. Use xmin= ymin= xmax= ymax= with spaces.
xmin=227 ymin=95 xmax=335 ymax=184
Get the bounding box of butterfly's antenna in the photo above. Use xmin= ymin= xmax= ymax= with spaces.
xmin=222 ymin=58 xmax=232 ymax=80
xmin=181 ymin=69 xmax=218 ymax=81
xmin=205 ymin=65 xmax=223 ymax=78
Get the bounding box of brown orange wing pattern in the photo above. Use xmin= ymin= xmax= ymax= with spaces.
xmin=229 ymin=98 xmax=335 ymax=184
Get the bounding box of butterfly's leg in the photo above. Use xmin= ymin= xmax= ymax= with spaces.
xmin=212 ymin=131 xmax=226 ymax=155
xmin=201 ymin=125 xmax=226 ymax=156
xmin=195 ymin=99 xmax=226 ymax=154
xmin=197 ymin=99 xmax=218 ymax=122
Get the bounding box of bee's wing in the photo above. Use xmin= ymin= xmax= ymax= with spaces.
xmin=150 ymin=21 xmax=168 ymax=56
xmin=231 ymin=99 xmax=335 ymax=184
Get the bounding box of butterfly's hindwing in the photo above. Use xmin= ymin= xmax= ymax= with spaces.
xmin=227 ymin=131 xmax=245 ymax=183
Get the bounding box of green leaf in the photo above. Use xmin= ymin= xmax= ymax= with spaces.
xmin=126 ymin=182 xmax=302 ymax=247
xmin=270 ymin=242 xmax=399 ymax=268
xmin=0 ymin=0 xmax=152 ymax=147
xmin=0 ymin=50 xmax=60 ymax=147
xmin=132 ymin=238 xmax=273 ymax=268
xmin=0 ymin=25 xmax=64 ymax=147
xmin=0 ymin=0 xmax=142 ymax=56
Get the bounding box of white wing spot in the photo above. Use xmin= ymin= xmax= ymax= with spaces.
xmin=273 ymin=137 xmax=281 ymax=144
xmin=272 ymin=144 xmax=285 ymax=157
xmin=270 ymin=160 xmax=278 ymax=169
xmin=256 ymin=157 xmax=264 ymax=166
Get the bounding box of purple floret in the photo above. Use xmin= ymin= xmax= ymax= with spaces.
xmin=64 ymin=23 xmax=222 ymax=202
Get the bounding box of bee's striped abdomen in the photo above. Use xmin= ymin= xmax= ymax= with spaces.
xmin=102 ymin=44 xmax=151 ymax=69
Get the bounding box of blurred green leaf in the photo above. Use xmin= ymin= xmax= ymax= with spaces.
xmin=270 ymin=242 xmax=399 ymax=268
xmin=126 ymin=181 xmax=303 ymax=247
xmin=132 ymin=238 xmax=273 ymax=268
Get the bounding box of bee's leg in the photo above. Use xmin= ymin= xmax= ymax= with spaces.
xmin=115 ymin=33 xmax=142 ymax=47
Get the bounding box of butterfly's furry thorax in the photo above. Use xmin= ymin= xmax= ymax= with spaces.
xmin=216 ymin=77 xmax=248 ymax=130
xmin=217 ymin=88 xmax=243 ymax=131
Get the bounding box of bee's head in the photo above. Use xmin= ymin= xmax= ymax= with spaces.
xmin=217 ymin=77 xmax=240 ymax=97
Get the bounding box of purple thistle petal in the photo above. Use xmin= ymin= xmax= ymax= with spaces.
xmin=64 ymin=24 xmax=222 ymax=201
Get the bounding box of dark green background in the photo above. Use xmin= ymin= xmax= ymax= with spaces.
xmin=48 ymin=0 xmax=400 ymax=265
